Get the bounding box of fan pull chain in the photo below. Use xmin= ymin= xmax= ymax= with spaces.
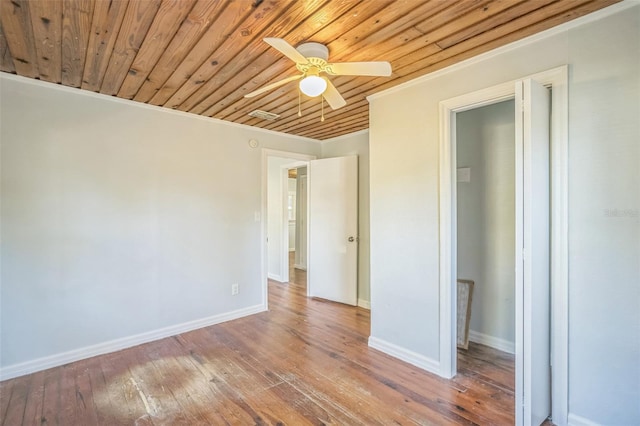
xmin=320 ymin=96 xmax=325 ymax=122
xmin=298 ymin=89 xmax=302 ymax=117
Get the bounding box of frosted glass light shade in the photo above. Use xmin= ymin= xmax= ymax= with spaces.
xmin=299 ymin=75 xmax=327 ymax=97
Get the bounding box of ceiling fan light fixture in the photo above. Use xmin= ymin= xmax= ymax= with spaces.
xmin=299 ymin=74 xmax=327 ymax=97
xmin=246 ymin=38 xmax=393 ymax=109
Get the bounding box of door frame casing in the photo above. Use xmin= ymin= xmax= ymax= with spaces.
xmin=294 ymin=174 xmax=308 ymax=271
xmin=438 ymin=66 xmax=569 ymax=425
xmin=280 ymin=161 xmax=309 ymax=284
xmin=262 ymin=149 xmax=316 ymax=308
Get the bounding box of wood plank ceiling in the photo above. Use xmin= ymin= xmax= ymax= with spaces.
xmin=0 ymin=0 xmax=618 ymax=140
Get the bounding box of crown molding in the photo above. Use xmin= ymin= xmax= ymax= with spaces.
xmin=367 ymin=1 xmax=636 ymax=101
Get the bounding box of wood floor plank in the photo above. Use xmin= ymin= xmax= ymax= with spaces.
xmin=98 ymin=350 xmax=148 ymax=424
xmin=138 ymin=338 xmax=230 ymax=424
xmin=167 ymin=334 xmax=266 ymax=424
xmin=126 ymin=356 xmax=196 ymax=424
xmin=256 ymin=304 xmax=465 ymax=423
xmin=70 ymin=359 xmax=100 ymax=426
xmin=1 ymin=374 xmax=29 ymax=425
xmin=208 ymin=324 xmax=366 ymax=425
xmin=57 ymin=363 xmax=81 ymax=424
xmin=0 ymin=270 xmax=518 ymax=425
xmin=20 ymin=371 xmax=45 ymax=426
xmin=0 ymin=377 xmax=14 ymax=421
xmin=84 ymin=355 xmax=119 ymax=425
xmin=218 ymin=293 xmax=452 ymax=424
xmin=40 ymin=365 xmax=63 ymax=425
xmin=174 ymin=328 xmax=318 ymax=425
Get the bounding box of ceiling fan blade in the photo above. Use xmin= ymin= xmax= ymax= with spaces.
xmin=328 ymin=61 xmax=392 ymax=77
xmin=323 ymin=79 xmax=347 ymax=110
xmin=264 ymin=37 xmax=308 ymax=64
xmin=244 ymin=74 xmax=302 ymax=98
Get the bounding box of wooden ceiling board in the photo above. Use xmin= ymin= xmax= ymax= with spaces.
xmin=211 ymin=0 xmax=450 ymax=120
xmin=29 ymin=0 xmax=63 ymax=84
xmin=148 ymin=0 xmax=262 ymax=106
xmin=181 ymin=0 xmax=362 ymax=115
xmin=132 ymin=0 xmax=225 ymax=103
xmin=434 ymin=0 xmax=552 ymax=49
xmin=61 ymin=0 xmax=94 ymax=87
xmin=270 ymin=99 xmax=370 ymax=136
xmin=226 ymin=0 xmax=511 ymax=129
xmin=176 ymin=1 xmax=322 ymax=116
xmin=99 ymin=0 xmax=162 ymax=95
xmin=116 ymin=0 xmax=197 ymax=99
xmin=81 ymin=0 xmax=129 ymax=91
xmin=0 ymin=21 xmax=16 ymax=73
xmin=0 ymin=0 xmax=620 ymax=140
xmin=257 ymin=0 xmax=613 ymax=137
xmin=281 ymin=0 xmax=548 ymax=120
xmin=1 ymin=0 xmax=39 ymax=78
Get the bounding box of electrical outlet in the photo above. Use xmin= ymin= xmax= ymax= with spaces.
xmin=231 ymin=283 xmax=239 ymax=295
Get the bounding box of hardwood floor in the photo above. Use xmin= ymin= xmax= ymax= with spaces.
xmin=1 ymin=267 xmax=517 ymax=425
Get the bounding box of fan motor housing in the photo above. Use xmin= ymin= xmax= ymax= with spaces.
xmin=296 ymin=42 xmax=329 ymax=61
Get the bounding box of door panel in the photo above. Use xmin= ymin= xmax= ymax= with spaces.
xmin=308 ymin=156 xmax=358 ymax=305
xmin=516 ymin=79 xmax=551 ymax=426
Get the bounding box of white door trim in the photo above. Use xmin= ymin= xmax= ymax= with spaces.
xmin=262 ymin=149 xmax=316 ymax=308
xmin=280 ymin=161 xmax=308 ymax=284
xmin=438 ymin=66 xmax=569 ymax=425
xmin=438 ymin=81 xmax=514 ymax=380
xmin=294 ymin=174 xmax=308 ymax=271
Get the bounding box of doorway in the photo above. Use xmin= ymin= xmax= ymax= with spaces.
xmin=455 ymin=98 xmax=517 ymax=410
xmin=456 ymin=99 xmax=516 ymax=354
xmin=284 ymin=165 xmax=308 ymax=287
xmin=263 ymin=150 xmax=359 ymax=308
xmin=263 ymin=150 xmax=315 ymax=307
xmin=439 ymin=66 xmax=569 ymax=425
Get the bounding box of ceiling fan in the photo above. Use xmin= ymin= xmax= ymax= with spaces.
xmin=244 ymin=38 xmax=392 ymax=111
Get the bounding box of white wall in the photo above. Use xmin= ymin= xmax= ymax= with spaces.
xmin=457 ymin=100 xmax=516 ymax=352
xmin=0 ymin=75 xmax=320 ymax=376
xmin=368 ymin=4 xmax=639 ymax=425
xmin=566 ymin=6 xmax=639 ymax=423
xmin=321 ymin=131 xmax=371 ymax=307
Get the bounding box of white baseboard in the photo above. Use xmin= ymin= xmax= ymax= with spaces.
xmin=368 ymin=336 xmax=440 ymax=375
xmin=357 ymin=299 xmax=371 ymax=309
xmin=293 ymin=264 xmax=306 ymax=271
xmin=0 ymin=303 xmax=266 ymax=381
xmin=268 ymin=273 xmax=283 ymax=282
xmin=468 ymin=330 xmax=515 ymax=354
xmin=568 ymin=413 xmax=601 ymax=426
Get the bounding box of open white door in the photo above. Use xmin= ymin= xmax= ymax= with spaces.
xmin=308 ymin=156 xmax=358 ymax=306
xmin=515 ymin=79 xmax=551 ymax=426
